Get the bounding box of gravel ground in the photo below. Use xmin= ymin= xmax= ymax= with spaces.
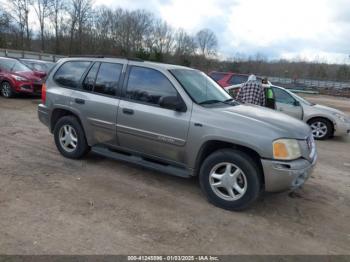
xmin=0 ymin=95 xmax=349 ymax=255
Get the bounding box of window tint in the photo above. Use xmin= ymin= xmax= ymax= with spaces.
xmin=126 ymin=67 xmax=177 ymax=105
xmin=82 ymin=63 xmax=100 ymax=92
xmin=272 ymin=87 xmax=296 ymax=105
xmin=228 ymin=75 xmax=248 ymax=85
xmin=54 ymin=61 xmax=91 ymax=88
xmin=94 ymin=63 xmax=122 ymax=96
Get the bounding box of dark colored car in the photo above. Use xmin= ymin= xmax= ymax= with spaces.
xmin=0 ymin=57 xmax=46 ymax=98
xmin=20 ymin=59 xmax=55 ymax=74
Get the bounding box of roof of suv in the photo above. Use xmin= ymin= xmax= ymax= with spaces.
xmin=59 ymin=57 xmax=191 ymax=71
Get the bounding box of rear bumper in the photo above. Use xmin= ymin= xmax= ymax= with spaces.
xmin=262 ymin=154 xmax=317 ymax=192
xmin=38 ymin=103 xmax=50 ymax=128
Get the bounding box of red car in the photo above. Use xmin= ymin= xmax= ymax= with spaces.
xmin=209 ymin=71 xmax=252 ymax=88
xmin=0 ymin=57 xmax=47 ymax=98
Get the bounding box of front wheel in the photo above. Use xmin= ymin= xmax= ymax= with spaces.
xmin=309 ymin=118 xmax=333 ymax=140
xmin=199 ymin=149 xmax=261 ymax=211
xmin=1 ymin=81 xmax=14 ymax=98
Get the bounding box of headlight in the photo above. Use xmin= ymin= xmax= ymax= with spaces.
xmin=11 ymin=75 xmax=28 ymax=81
xmin=332 ymin=113 xmax=346 ymax=122
xmin=273 ymin=139 xmax=301 ymax=160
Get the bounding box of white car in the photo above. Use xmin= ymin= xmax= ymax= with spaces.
xmin=228 ymin=84 xmax=350 ymax=140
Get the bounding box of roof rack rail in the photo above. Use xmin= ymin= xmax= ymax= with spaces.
xmin=68 ymin=55 xmax=144 ymax=62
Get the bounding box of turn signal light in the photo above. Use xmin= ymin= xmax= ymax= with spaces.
xmin=41 ymin=83 xmax=46 ymax=104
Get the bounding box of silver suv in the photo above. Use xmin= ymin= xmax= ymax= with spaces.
xmin=38 ymin=57 xmax=317 ymax=210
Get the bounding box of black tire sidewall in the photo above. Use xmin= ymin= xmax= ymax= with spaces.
xmin=309 ymin=118 xmax=332 ymax=140
xmin=54 ymin=116 xmax=89 ymax=159
xmin=199 ymin=149 xmax=261 ymax=211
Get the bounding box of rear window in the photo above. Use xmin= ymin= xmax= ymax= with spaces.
xmin=53 ymin=61 xmax=91 ymax=88
xmin=228 ymin=75 xmax=249 ymax=85
xmin=209 ymin=72 xmax=228 ymax=81
xmin=0 ymin=59 xmax=16 ymax=71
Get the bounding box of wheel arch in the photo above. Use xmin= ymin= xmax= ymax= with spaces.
xmin=306 ymin=116 xmax=334 ymax=135
xmin=194 ymin=140 xmax=264 ymax=186
xmin=50 ymin=108 xmax=84 ymax=133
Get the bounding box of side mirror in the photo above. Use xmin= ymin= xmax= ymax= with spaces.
xmin=294 ymin=100 xmax=301 ymax=107
xmin=159 ymin=96 xmax=187 ymax=112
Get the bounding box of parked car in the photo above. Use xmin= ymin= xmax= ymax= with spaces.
xmin=20 ymin=59 xmax=55 ymax=74
xmin=209 ymin=71 xmax=263 ymax=88
xmin=38 ymin=57 xmax=317 ymax=210
xmin=0 ymin=57 xmax=46 ymax=98
xmin=229 ymin=84 xmax=350 ymax=140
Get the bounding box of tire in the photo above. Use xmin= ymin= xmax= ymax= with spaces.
xmin=308 ymin=117 xmax=333 ymax=140
xmin=1 ymin=81 xmax=14 ymax=98
xmin=53 ymin=116 xmax=90 ymax=159
xmin=199 ymin=149 xmax=261 ymax=211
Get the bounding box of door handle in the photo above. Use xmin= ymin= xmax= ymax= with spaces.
xmin=75 ymin=98 xmax=85 ymax=104
xmin=122 ymin=108 xmax=134 ymax=115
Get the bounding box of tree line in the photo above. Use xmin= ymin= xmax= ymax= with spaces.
xmin=0 ymin=0 xmax=349 ymax=81
xmin=0 ymin=0 xmax=217 ymax=65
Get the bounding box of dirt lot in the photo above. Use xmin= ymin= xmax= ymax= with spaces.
xmin=0 ymin=95 xmax=349 ymax=255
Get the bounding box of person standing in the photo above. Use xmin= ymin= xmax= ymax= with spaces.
xmin=236 ymin=74 xmax=266 ymax=106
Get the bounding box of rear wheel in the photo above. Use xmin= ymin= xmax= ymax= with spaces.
xmin=199 ymin=149 xmax=261 ymax=211
xmin=309 ymin=118 xmax=333 ymax=140
xmin=54 ymin=116 xmax=90 ymax=159
xmin=1 ymin=82 xmax=14 ymax=98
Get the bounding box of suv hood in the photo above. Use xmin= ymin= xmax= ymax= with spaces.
xmin=217 ymin=104 xmax=311 ymax=139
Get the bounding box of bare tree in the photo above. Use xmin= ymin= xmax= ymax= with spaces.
xmin=196 ymin=28 xmax=218 ymax=57
xmin=32 ymin=0 xmax=54 ymax=51
xmin=68 ymin=0 xmax=92 ymax=54
xmin=6 ymin=0 xmax=32 ymax=49
xmin=51 ymin=0 xmax=66 ymax=53
xmin=174 ymin=28 xmax=197 ymax=57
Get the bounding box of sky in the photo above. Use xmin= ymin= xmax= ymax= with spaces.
xmin=95 ymin=0 xmax=350 ymax=63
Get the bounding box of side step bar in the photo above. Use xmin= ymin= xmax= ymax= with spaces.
xmin=91 ymin=146 xmax=191 ymax=178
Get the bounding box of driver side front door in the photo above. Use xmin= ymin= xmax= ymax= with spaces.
xmin=272 ymin=87 xmax=303 ymax=119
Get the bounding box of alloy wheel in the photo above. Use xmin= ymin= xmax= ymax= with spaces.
xmin=310 ymin=121 xmax=328 ymax=139
xmin=209 ymin=162 xmax=248 ymax=201
xmin=59 ymin=124 xmax=78 ymax=152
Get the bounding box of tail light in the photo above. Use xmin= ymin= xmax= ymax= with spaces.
xmin=41 ymin=83 xmax=46 ymax=104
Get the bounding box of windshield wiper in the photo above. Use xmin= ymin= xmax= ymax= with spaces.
xmin=198 ymin=99 xmax=223 ymax=105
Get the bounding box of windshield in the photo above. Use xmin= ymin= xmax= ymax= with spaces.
xmin=12 ymin=61 xmax=32 ymax=73
xmin=170 ymin=69 xmax=232 ymax=105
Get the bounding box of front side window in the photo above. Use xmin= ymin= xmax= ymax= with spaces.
xmin=54 ymin=61 xmax=91 ymax=88
xmin=170 ymin=69 xmax=232 ymax=105
xmin=94 ymin=63 xmax=122 ymax=96
xmin=125 ymin=66 xmax=178 ymax=105
xmin=272 ymin=87 xmax=296 ymax=105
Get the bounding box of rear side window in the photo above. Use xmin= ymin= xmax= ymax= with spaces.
xmin=54 ymin=61 xmax=91 ymax=88
xmin=125 ymin=66 xmax=177 ymax=106
xmin=228 ymin=75 xmax=248 ymax=85
xmin=94 ymin=63 xmax=123 ymax=96
xmin=83 ymin=63 xmax=100 ymax=92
